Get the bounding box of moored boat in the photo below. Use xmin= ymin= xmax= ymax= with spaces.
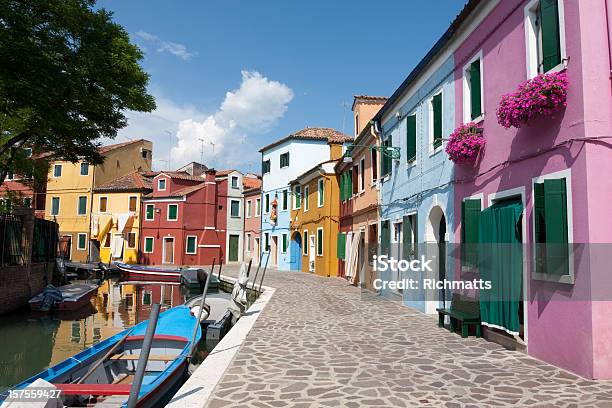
xmin=4 ymin=305 xmax=201 ymax=407
xmin=28 ymin=283 xmax=98 ymax=312
xmin=114 ymin=262 xmax=183 ymax=282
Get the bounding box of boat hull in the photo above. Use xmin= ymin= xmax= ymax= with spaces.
xmin=115 ymin=262 xmax=182 ymax=283
xmin=28 ymin=284 xmax=98 ymax=312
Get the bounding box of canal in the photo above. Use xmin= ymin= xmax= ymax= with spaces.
xmin=0 ymin=277 xmax=229 ymax=391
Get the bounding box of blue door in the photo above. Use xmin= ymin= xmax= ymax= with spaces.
xmin=290 ymin=233 xmax=302 ymax=271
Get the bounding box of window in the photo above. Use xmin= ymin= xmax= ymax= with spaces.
xmin=127 ymin=232 xmax=136 ymax=249
xmin=381 ymin=139 xmax=392 ymax=177
xmin=303 ymin=230 xmax=308 ymax=255
xmin=264 ymin=194 xmax=270 ymax=213
xmin=77 ymin=196 xmax=87 ymax=216
xmin=317 ymin=179 xmax=324 ymax=207
xmin=293 ymin=185 xmax=301 ymax=209
xmin=282 ymin=189 xmax=288 ymax=211
xmin=340 ymin=170 xmax=353 ymax=201
xmin=354 ymin=113 xmax=360 ymax=137
xmin=145 ymin=204 xmax=154 ymax=220
xmin=143 ymin=291 xmax=152 ymax=305
xmin=264 ymin=233 xmax=270 ymax=252
xmin=144 ymin=237 xmax=154 ymax=253
xmin=402 ymin=214 xmax=417 ymax=261
xmin=371 ymin=148 xmax=378 ymax=183
xmin=186 ymin=235 xmax=197 ymax=254
xmin=230 ymin=200 xmax=240 ymax=218
xmin=406 ymin=113 xmax=417 ymax=163
xmin=316 ymin=228 xmax=323 ymax=256
xmin=430 ymin=92 xmax=443 ymax=151
xmin=167 ymin=204 xmax=178 ymax=220
xmin=280 ymin=152 xmax=290 ymax=168
xmin=246 ymin=233 xmax=252 ymax=252
xmin=51 ymin=197 xmax=60 ymax=215
xmin=246 ymin=200 xmax=252 ymax=218
xmin=99 ymin=196 xmax=108 ymax=212
xmin=463 ymin=54 xmax=483 ymax=122
xmin=262 ymin=160 xmax=271 ymax=174
xmin=128 ymin=196 xmax=137 ymax=212
xmin=380 ymin=220 xmax=390 ymax=257
xmin=360 ymin=158 xmax=365 ymax=192
xmin=141 ymin=149 xmax=151 ymax=159
xmin=462 ymin=199 xmax=481 ymax=268
xmin=6 ymin=171 xmax=13 ymax=180
xmin=256 ymin=198 xmax=261 ymax=216
xmin=533 ymin=174 xmax=572 ymax=282
xmin=337 ymin=233 xmax=346 ymax=260
xmin=231 ymin=176 xmax=239 ymax=189
xmin=23 ymin=197 xmax=32 ymax=208
xmin=80 ymin=162 xmax=89 ymax=176
xmin=304 ymin=186 xmax=310 ymax=211
xmin=525 ymin=0 xmax=566 ymax=78
xmin=281 ymin=233 xmax=288 ymax=253
xmin=77 ymin=233 xmax=87 ymax=250
xmin=352 ymin=166 xmax=358 ymax=194
xmin=158 ymin=178 xmax=166 ymax=191
xmin=393 ymin=221 xmax=403 ymax=261
xmin=53 ymin=164 xmax=62 ymax=178
xmin=103 ymin=233 xmax=111 ymax=248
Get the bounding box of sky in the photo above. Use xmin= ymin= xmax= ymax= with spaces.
xmin=97 ymin=0 xmax=466 ymax=173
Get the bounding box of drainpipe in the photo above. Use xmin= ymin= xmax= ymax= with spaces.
xmin=370 ymin=120 xmax=382 ymax=223
xmin=606 ymin=0 xmax=612 ymax=86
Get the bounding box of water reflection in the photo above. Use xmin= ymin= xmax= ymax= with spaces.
xmin=0 ymin=277 xmax=201 ymax=390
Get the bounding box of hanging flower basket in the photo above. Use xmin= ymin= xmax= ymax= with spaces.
xmin=496 ymin=71 xmax=568 ymax=129
xmin=445 ymin=122 xmax=485 ymax=163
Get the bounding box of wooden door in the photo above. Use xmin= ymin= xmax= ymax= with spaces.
xmin=163 ymin=237 xmax=174 ymax=264
xmin=228 ymin=234 xmax=239 ymax=262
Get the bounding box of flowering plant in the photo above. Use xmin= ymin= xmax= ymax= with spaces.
xmin=445 ymin=122 xmax=485 ymax=163
xmin=496 ymin=71 xmax=568 ymax=129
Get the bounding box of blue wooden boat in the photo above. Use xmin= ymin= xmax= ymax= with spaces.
xmin=5 ymin=306 xmax=201 ymax=407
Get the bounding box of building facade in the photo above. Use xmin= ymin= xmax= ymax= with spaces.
xmin=45 ymin=139 xmax=153 ymax=263
xmin=243 ymin=176 xmax=262 ymax=265
xmin=216 ymin=170 xmax=244 ymax=264
xmin=450 ymin=0 xmax=612 ymax=379
xmin=336 ymin=96 xmax=386 ymax=289
xmin=139 ymin=169 xmax=227 ymax=266
xmin=259 ymin=128 xmax=352 ymax=271
xmin=290 ymin=157 xmax=341 ymax=277
xmin=92 ymin=171 xmax=155 ymax=264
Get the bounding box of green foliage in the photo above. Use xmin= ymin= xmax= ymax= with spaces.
xmin=0 ymin=0 xmax=155 ymax=177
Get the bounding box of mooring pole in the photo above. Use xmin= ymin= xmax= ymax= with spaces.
xmin=250 ymin=251 xmax=264 ymax=291
xmin=127 ymin=303 xmax=161 ymax=408
xmin=257 ymin=251 xmax=270 ymax=293
xmin=189 ymin=266 xmax=212 ymax=360
xmin=217 ymin=259 xmax=223 ymax=281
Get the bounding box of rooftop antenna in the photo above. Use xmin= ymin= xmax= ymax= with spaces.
xmin=198 ymin=138 xmax=206 ymax=164
xmin=164 ymin=130 xmax=173 ymax=170
xmin=209 ymin=141 xmax=216 ymax=168
xmin=341 ymin=101 xmax=349 ymax=135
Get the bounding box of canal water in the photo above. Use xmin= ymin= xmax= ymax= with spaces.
xmin=0 ymin=277 xmax=229 ymax=391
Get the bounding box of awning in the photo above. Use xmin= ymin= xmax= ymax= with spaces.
xmin=97 ymin=216 xmax=113 ymax=242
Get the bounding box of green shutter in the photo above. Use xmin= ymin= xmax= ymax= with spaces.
xmin=406 ymin=115 xmax=417 ymax=163
xmin=169 ymin=205 xmax=178 ymax=220
xmin=337 ymin=233 xmax=346 ymax=260
xmin=432 ymin=93 xmax=442 ymax=149
xmin=317 ymin=229 xmax=323 ymax=255
xmin=347 ymin=170 xmax=353 ymax=196
xmin=380 ymin=220 xmax=390 ymax=257
xmin=296 ymin=187 xmax=301 ymax=208
xmin=146 ymin=205 xmax=154 ymax=219
xmin=462 ymin=199 xmax=481 ymax=267
xmin=339 ymin=174 xmax=344 ymax=201
xmin=540 ymin=0 xmax=562 ymax=72
xmin=470 ymin=60 xmax=482 ymax=119
xmin=187 ymin=237 xmax=196 ymax=253
xmin=145 ymin=238 xmax=153 ymax=252
xmin=534 ymin=182 xmax=546 ymax=274
xmin=402 ymin=215 xmax=413 ymax=260
xmin=543 ymin=178 xmax=569 ymax=275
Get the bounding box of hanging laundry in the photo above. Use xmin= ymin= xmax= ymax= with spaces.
xmin=111 ymin=234 xmax=124 ymax=258
xmin=117 ymin=213 xmax=131 ymax=232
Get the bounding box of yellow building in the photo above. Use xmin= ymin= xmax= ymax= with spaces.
xmin=93 ymin=171 xmax=155 ymax=264
xmin=290 ymin=145 xmax=343 ymax=277
xmin=45 ymin=139 xmax=153 ymax=262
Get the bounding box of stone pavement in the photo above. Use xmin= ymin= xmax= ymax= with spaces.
xmin=206 ymin=267 xmax=612 ymax=407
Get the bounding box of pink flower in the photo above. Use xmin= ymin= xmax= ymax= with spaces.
xmin=496 ymin=72 xmax=568 ymax=128
xmin=445 ymin=123 xmax=485 ymax=163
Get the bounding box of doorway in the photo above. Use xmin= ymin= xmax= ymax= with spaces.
xmin=271 ymin=236 xmax=278 ymax=266
xmin=290 ymin=232 xmax=302 ymax=271
xmin=228 ymin=234 xmax=239 ymax=262
xmin=308 ymin=235 xmax=315 ymax=272
xmin=59 ymin=235 xmax=72 ymax=260
xmin=254 ymin=237 xmax=260 ymax=264
xmin=163 ymin=237 xmax=175 ymax=264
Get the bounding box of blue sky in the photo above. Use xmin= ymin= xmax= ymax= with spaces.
xmin=98 ymin=0 xmax=466 ymax=173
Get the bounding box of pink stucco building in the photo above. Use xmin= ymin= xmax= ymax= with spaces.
xmin=243 ymin=175 xmax=262 ymax=265
xmin=453 ymin=0 xmax=612 ymax=379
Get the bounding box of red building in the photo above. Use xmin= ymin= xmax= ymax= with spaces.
xmin=139 ymin=169 xmax=227 ymax=266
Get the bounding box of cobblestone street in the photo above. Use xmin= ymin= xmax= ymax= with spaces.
xmin=205 ymin=268 xmax=612 ymax=407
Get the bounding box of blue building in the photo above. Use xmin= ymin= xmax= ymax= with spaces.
xmin=373 ymin=53 xmax=456 ymax=314
xmin=259 ymin=128 xmax=351 ymax=271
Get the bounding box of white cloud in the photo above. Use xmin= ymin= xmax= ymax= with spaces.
xmin=115 ymin=71 xmax=293 ymax=172
xmin=134 ymin=31 xmax=197 ymax=60
xmin=171 ymin=71 xmax=293 ymax=170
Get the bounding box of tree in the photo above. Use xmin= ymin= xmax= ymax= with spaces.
xmin=0 ymin=0 xmax=155 ymax=185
